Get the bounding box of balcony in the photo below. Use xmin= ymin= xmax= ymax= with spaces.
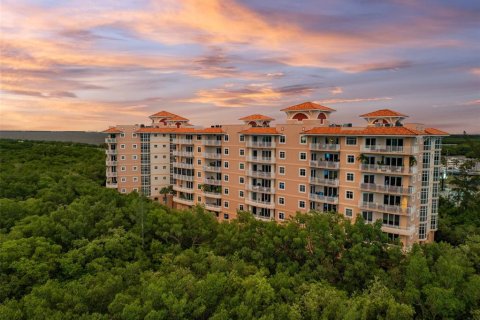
xmin=105 ymin=138 xmax=117 ymax=143
xmin=202 ymin=139 xmax=222 ymax=146
xmin=360 ymin=145 xmax=418 ymax=154
xmin=247 ymin=185 xmax=275 ymax=193
xmin=105 ymin=149 xmax=117 ymax=155
xmin=309 ymin=143 xmax=340 ymax=151
xmin=310 ymin=160 xmax=340 ymax=169
xmin=106 ymin=171 xmax=117 ymax=178
xmin=381 ymin=225 xmax=416 ymax=237
xmin=106 ymin=182 xmax=118 ymax=188
xmin=203 ymin=165 xmax=221 ymax=172
xmin=173 ymin=185 xmax=194 ymax=193
xmin=204 ymin=178 xmax=222 ymax=186
xmin=309 ymin=177 xmax=339 ymax=186
xmin=245 ymin=198 xmax=275 ymax=209
xmin=247 ymin=170 xmax=275 ymax=178
xmin=172 ymin=139 xmax=194 ymax=145
xmin=106 ymin=160 xmax=117 ymax=166
xmin=253 ymin=214 xmax=274 ymax=221
xmin=205 ymin=203 xmax=222 ymax=211
xmin=173 ymin=196 xmax=194 ymax=206
xmin=203 ymin=152 xmax=222 ymax=159
xmin=247 ymin=156 xmax=276 ymax=163
xmin=173 ymin=173 xmax=194 ymax=181
xmin=246 ymin=141 xmax=276 ymax=148
xmin=309 ymin=193 xmax=339 ymax=204
xmin=173 ymin=162 xmax=194 ymax=169
xmin=358 ymin=202 xmax=413 ymax=215
xmin=172 ymin=150 xmax=194 ymax=157
xmin=203 ymin=191 xmax=222 ymax=199
xmin=360 ymin=183 xmax=415 ymax=195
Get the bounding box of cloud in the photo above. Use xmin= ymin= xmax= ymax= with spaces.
xmin=345 ymin=61 xmax=413 ymax=73
xmin=329 ymin=87 xmax=343 ymax=95
xmin=317 ymin=97 xmax=393 ymax=104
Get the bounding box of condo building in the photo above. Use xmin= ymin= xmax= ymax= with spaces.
xmin=104 ymin=102 xmax=448 ymax=247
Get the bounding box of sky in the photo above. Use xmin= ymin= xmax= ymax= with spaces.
xmin=1 ymin=0 xmax=479 ymax=133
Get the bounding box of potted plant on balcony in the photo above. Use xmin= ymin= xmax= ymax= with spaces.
xmin=357 ymin=153 xmax=369 ymax=164
xmin=409 ymin=156 xmax=417 ymax=167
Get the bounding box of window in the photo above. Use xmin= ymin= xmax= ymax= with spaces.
xmin=299 ymin=184 xmax=306 ymax=193
xmin=299 ymin=168 xmax=306 ymax=177
xmin=224 ymin=188 xmax=229 ymax=195
xmin=121 ymin=155 xmax=126 ymax=160
xmin=239 ymin=135 xmax=245 ymax=142
xmin=132 ymin=155 xmax=138 ymax=160
xmin=121 ymin=177 xmax=127 ymax=182
xmin=299 ymin=200 xmax=306 ymax=208
xmin=132 ymin=144 xmax=137 ymax=149
xmin=120 ymin=144 xmax=126 ymax=149
xmin=239 ymin=149 xmax=245 ymax=156
xmin=120 ymin=133 xmax=125 ymax=138
xmin=280 ymin=135 xmax=286 ymax=144
xmin=279 ymin=151 xmax=286 ymax=159
xmin=279 ymin=182 xmax=285 ymax=190
xmin=133 ymin=166 xmax=138 ymax=171
xmin=346 ymin=137 xmax=357 ymax=145
xmin=224 ymin=201 xmax=229 ymax=208
xmin=346 ymin=191 xmax=354 ymax=199
xmin=347 ymin=155 xmax=355 ymax=163
xmin=197 ymin=172 xmax=202 ymax=178
xmin=239 ymin=163 xmax=245 ymax=170
xmin=239 ymin=177 xmax=245 ymax=184
xmin=224 ymin=175 xmax=229 ymax=182
xmin=239 ymin=190 xmax=244 ymax=198
xmin=197 ymin=146 xmax=201 ymax=152
xmin=224 ymin=161 xmax=229 ymax=168
xmin=224 ymin=135 xmax=229 ymax=142
xmin=362 ymin=211 xmax=373 ymax=222
xmin=383 ymin=213 xmax=400 ymax=227
xmin=121 ymin=188 xmax=126 ymax=193
xmin=197 ymin=159 xmax=202 ymax=165
xmin=279 ymin=166 xmax=285 ymax=175
xmin=346 ymin=173 xmax=354 ymax=181
xmin=198 ymin=184 xmax=202 ymax=190
xmin=198 ymin=196 xmax=201 ymax=202
xmin=132 ymin=133 xmax=137 ymax=138
xmin=299 ymin=152 xmax=307 ymax=160
xmin=224 ymin=148 xmax=229 ymax=155
xmin=278 ymin=197 xmax=285 ymax=205
xmin=345 ymin=208 xmax=353 ymax=217
xmin=224 ymin=213 xmax=229 ymax=219
xmin=239 ymin=205 xmax=244 ymax=211
xmin=279 ymin=212 xmax=285 ymax=220
xmin=300 ymin=136 xmax=307 ymax=144
xmin=121 ymin=166 xmax=126 ymax=171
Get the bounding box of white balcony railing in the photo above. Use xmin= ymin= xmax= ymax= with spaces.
xmin=245 ymin=198 xmax=275 ymax=209
xmin=360 ymin=183 xmax=415 ymax=195
xmin=205 ymin=203 xmax=222 ymax=211
xmin=247 ymin=170 xmax=275 ymax=178
xmin=173 ymin=196 xmax=194 ymax=206
xmin=358 ymin=201 xmax=414 ymax=215
xmin=202 ymin=140 xmax=222 ymax=146
xmin=360 ymin=164 xmax=418 ymax=175
xmin=105 ymin=149 xmax=117 ymax=155
xmin=172 ymin=139 xmax=194 ymax=145
xmin=381 ymin=225 xmax=416 ymax=236
xmin=204 ymin=178 xmax=222 ymax=185
xmin=247 ymin=156 xmax=276 ymax=163
xmin=173 ymin=162 xmax=194 ymax=169
xmin=203 ymin=153 xmax=222 ymax=159
xmin=309 ymin=193 xmax=339 ymax=204
xmin=309 ymin=143 xmax=340 ymax=151
xmin=203 ymin=191 xmax=222 ymax=198
xmin=203 ymin=165 xmax=221 ymax=172
xmin=173 ymin=185 xmax=194 ymax=193
xmin=106 ymin=171 xmax=117 ymax=178
xmin=106 ymin=182 xmax=118 ymax=188
xmin=246 ymin=141 xmax=276 ymax=148
xmin=106 ymin=160 xmax=117 ymax=166
xmin=309 ymin=177 xmax=339 ymax=186
xmin=247 ymin=185 xmax=275 ymax=193
xmin=172 ymin=151 xmax=194 ymax=157
xmin=173 ymin=174 xmax=194 ymax=181
xmin=105 ymin=138 xmax=117 ymax=143
xmin=309 ymin=160 xmax=340 ymax=169
xmin=361 ymin=145 xmax=418 ymax=154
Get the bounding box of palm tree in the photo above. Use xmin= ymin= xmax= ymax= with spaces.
xmin=357 ymin=153 xmax=369 ymax=164
xmin=409 ymin=156 xmax=417 ymax=167
xmin=160 ymin=185 xmax=173 ymax=204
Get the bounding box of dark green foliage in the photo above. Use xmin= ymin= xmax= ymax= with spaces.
xmin=0 ymin=139 xmax=479 ymax=319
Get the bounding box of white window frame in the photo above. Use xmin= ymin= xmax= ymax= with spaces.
xmin=239 ymin=176 xmax=245 ymax=184
xmin=279 ymin=151 xmax=286 ymax=159
xmin=279 ymin=166 xmax=286 ymax=175
xmin=346 ymin=190 xmax=354 ymax=200
xmin=345 ymin=208 xmax=353 ymax=217
xmin=299 ymin=184 xmax=306 ymax=193
xmin=299 ymin=168 xmax=306 ymax=177
xmin=298 ymin=200 xmax=306 ymax=209
xmin=279 ymin=181 xmax=285 ymax=190
xmin=239 ymin=162 xmax=245 ymax=170
xmin=239 ymin=190 xmax=244 ymax=198
xmin=239 ymin=149 xmax=245 ymax=156
xmin=346 ymin=172 xmax=354 ymax=181
xmin=279 ymin=135 xmax=286 ymax=144
xmin=300 ymin=136 xmax=307 ymax=144
xmin=224 ymin=161 xmax=229 ymax=168
xmin=224 ymin=148 xmax=229 ymax=155
xmin=278 ymin=197 xmax=285 ymax=205
xmin=299 ymin=152 xmax=307 ymax=161
xmin=347 ymin=154 xmax=355 ymax=164
xmin=120 ymin=144 xmax=126 ymax=149
xmin=224 ymin=174 xmax=229 ymax=182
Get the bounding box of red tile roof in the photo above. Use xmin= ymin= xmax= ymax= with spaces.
xmin=196 ymin=127 xmax=224 ymax=134
xmin=305 ymin=126 xmax=427 ymax=136
xmin=360 ymin=109 xmax=407 ymax=118
xmin=136 ymin=127 xmax=196 ymax=133
xmin=424 ymin=128 xmax=449 ymax=135
xmin=239 ymin=114 xmax=274 ymax=121
xmin=149 ymin=111 xmax=188 ymax=121
xmin=281 ymin=101 xmax=336 ymax=112
xmin=240 ymin=127 xmax=281 ymax=135
xmin=103 ymin=127 xmax=123 ymax=133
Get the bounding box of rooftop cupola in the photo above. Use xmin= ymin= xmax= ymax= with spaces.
xmin=281 ymin=101 xmax=335 ymax=125
xmin=360 ymin=109 xmax=408 ymax=127
xmin=239 ymin=114 xmax=274 ymax=127
xmin=149 ymin=111 xmax=192 ymax=128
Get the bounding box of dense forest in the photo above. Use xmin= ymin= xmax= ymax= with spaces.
xmin=442 ymin=134 xmax=480 ymax=158
xmin=0 ymin=139 xmax=479 ymax=320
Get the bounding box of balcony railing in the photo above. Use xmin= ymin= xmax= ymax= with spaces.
xmin=247 ymin=170 xmax=275 ymax=178
xmin=247 ymin=156 xmax=276 ymax=163
xmin=105 ymin=149 xmax=117 ymax=155
xmin=253 ymin=214 xmax=274 ymax=221
xmin=309 ymin=193 xmax=339 ymax=204
xmin=309 ymin=177 xmax=339 ymax=186
xmin=105 ymin=138 xmax=117 ymax=143
xmin=203 ymin=152 xmax=222 ymax=159
xmin=361 ymin=145 xmax=418 ymax=154
xmin=381 ymin=225 xmax=415 ymax=236
xmin=173 ymin=185 xmax=194 ymax=193
xmin=204 ymin=178 xmax=222 ymax=186
xmin=360 ymin=164 xmax=417 ymax=175
xmin=205 ymin=203 xmax=222 ymax=211
xmin=247 ymin=185 xmax=275 ymax=193
xmin=106 ymin=160 xmax=117 ymax=166
xmin=203 ymin=165 xmax=221 ymax=172
xmin=172 ymin=139 xmax=194 ymax=145
xmin=245 ymin=198 xmax=275 ymax=209
xmin=203 ymin=191 xmax=222 ymax=198
xmin=173 ymin=162 xmax=194 ymax=169
xmin=173 ymin=196 xmax=194 ymax=206
xmin=106 ymin=182 xmax=118 ymax=188
xmin=106 ymin=171 xmax=117 ymax=178
xmin=310 ymin=160 xmax=340 ymax=169
xmin=360 ymin=183 xmax=415 ymax=195
xmin=309 ymin=143 xmax=340 ymax=151
xmin=172 ymin=151 xmax=194 ymax=157
xmin=202 ymin=140 xmax=222 ymax=146
xmin=358 ymin=201 xmax=413 ymax=215
xmin=173 ymin=173 xmax=194 ymax=181
xmin=246 ymin=141 xmax=276 ymax=148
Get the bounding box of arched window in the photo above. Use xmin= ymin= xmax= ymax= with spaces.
xmin=317 ymin=113 xmax=327 ymax=124
xmin=292 ymin=113 xmax=308 ymax=121
xmin=248 ymin=121 xmax=257 ymax=127
xmin=160 ymin=118 xmax=167 ymax=126
xmin=175 ymin=122 xmax=181 ymax=128
xmin=373 ymin=119 xmax=389 ymax=125
xmin=262 ymin=121 xmax=269 ymax=127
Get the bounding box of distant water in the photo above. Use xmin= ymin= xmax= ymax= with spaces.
xmin=0 ymin=131 xmax=105 ymax=145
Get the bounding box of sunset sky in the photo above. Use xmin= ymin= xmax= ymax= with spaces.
xmin=1 ymin=0 xmax=479 ymax=133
